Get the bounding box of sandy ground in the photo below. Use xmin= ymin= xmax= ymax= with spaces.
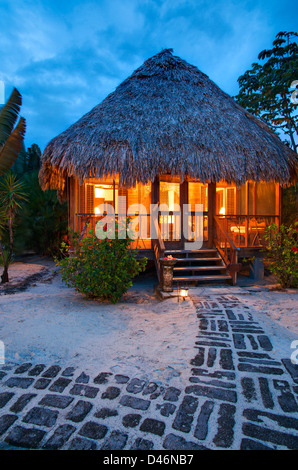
xmin=0 ymin=260 xmax=297 ymax=389
xmin=0 ymin=264 xmax=197 ymax=389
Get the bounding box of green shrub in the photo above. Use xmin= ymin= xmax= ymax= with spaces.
xmin=264 ymin=223 xmax=298 ymax=288
xmin=56 ymin=226 xmax=147 ymax=303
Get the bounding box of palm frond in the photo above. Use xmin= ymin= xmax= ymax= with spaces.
xmin=0 ymin=88 xmax=22 ymax=147
xmin=0 ymin=117 xmax=26 ymax=175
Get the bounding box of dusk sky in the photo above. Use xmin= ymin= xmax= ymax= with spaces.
xmin=0 ymin=0 xmax=297 ymax=151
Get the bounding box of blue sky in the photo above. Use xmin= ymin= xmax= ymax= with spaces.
xmin=0 ymin=0 xmax=296 ymax=151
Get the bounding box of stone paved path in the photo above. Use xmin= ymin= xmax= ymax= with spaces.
xmin=0 ymin=293 xmax=297 ymax=450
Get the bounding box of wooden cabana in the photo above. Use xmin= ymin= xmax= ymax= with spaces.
xmin=39 ymin=49 xmax=298 ymax=284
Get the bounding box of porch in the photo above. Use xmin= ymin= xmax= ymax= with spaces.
xmin=68 ymin=175 xmax=280 ymax=286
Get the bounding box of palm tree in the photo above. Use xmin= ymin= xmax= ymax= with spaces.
xmin=0 ymin=87 xmax=26 ymax=283
xmin=0 ymin=173 xmax=27 ymax=283
xmin=0 ymin=88 xmax=26 ymax=175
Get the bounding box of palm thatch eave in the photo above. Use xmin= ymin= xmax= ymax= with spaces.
xmin=39 ymin=48 xmax=298 ymax=195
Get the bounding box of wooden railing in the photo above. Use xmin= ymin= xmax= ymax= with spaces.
xmin=213 ymin=216 xmax=241 ymax=285
xmin=152 ymin=221 xmax=165 ymax=283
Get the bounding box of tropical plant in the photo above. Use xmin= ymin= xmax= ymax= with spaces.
xmin=56 ymin=226 xmax=147 ymax=303
xmin=0 ymin=88 xmax=26 ymax=175
xmin=264 ymin=223 xmax=298 ymax=288
xmin=235 ymin=31 xmax=298 ymax=151
xmin=14 ymin=170 xmax=68 ymax=257
xmin=0 ymin=172 xmax=27 ymax=283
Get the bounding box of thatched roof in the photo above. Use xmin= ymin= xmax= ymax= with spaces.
xmin=39 ymin=48 xmax=298 ymax=194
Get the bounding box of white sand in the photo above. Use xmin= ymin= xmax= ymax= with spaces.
xmin=0 ymin=271 xmax=197 ymax=388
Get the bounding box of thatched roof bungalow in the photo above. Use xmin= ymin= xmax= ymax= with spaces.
xmin=39 ymin=49 xmax=298 ymax=284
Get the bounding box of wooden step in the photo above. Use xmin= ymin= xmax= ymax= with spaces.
xmin=164 ymin=249 xmax=217 ymax=254
xmin=173 ymin=275 xmax=232 ymax=282
xmin=174 ymin=265 xmax=226 ymax=271
xmin=173 ymin=257 xmax=221 ymax=263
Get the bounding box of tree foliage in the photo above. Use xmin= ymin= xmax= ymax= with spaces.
xmin=235 ymin=31 xmax=298 ymax=151
xmin=0 ymin=88 xmax=26 ymax=174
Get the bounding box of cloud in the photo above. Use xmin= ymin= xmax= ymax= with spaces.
xmin=0 ymin=0 xmax=295 ymax=150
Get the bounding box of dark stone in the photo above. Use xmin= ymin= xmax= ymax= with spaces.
xmin=23 ymin=406 xmax=58 ymax=427
xmin=143 ymin=382 xmax=158 ymax=395
xmin=207 ymin=347 xmax=217 ymax=367
xmin=101 ymin=430 xmax=128 ymax=450
xmin=172 ymin=395 xmax=199 ymax=433
xmin=241 ymin=377 xmax=257 ymax=402
xmin=115 ymin=374 xmax=129 ymax=384
xmin=257 ymin=335 xmax=273 ymax=351
xmin=226 ymin=309 xmax=236 ymax=320
xmin=101 ymin=386 xmax=120 ymax=400
xmin=66 ymin=400 xmax=93 ymax=422
xmin=191 ymin=368 xmax=235 ymax=381
xmin=0 ymin=414 xmax=18 ymax=436
xmin=259 ymin=378 xmax=274 ymax=409
xmin=119 ymin=395 xmax=150 ymax=411
xmin=39 ymin=394 xmax=74 ymax=409
xmin=28 ymin=364 xmax=46 ymax=376
xmin=273 ymin=380 xmax=298 ymax=412
xmin=43 ymin=424 xmax=76 ymax=450
xmin=10 ymin=393 xmax=36 ymax=413
xmin=94 ymin=408 xmax=118 ymax=419
xmin=190 ymin=377 xmax=236 ymax=389
xmin=232 ymin=334 xmax=246 ymax=350
xmin=213 ymin=403 xmax=236 ymax=448
xmin=130 ymin=438 xmax=154 ymax=450
xmin=0 ymin=371 xmax=7 ymax=381
xmin=185 ymin=384 xmax=237 ymax=403
xmin=196 ymin=341 xmax=230 ymax=347
xmin=218 ymin=320 xmax=229 ymax=332
xmin=15 ymin=363 xmax=32 ymax=374
xmin=247 ymin=335 xmax=260 ymax=350
xmin=281 ymin=359 xmax=298 ymax=383
xmin=49 ymin=377 xmax=71 ymax=393
xmin=0 ymin=392 xmax=14 ymax=408
xmin=122 ymin=414 xmax=141 ymax=428
xmin=157 ymin=403 xmax=176 ymax=417
xmin=240 ymin=438 xmax=274 ymax=450
xmin=5 ymin=377 xmax=34 ymax=389
xmin=126 ymin=378 xmax=147 ymax=394
xmin=163 ymin=433 xmax=207 ymax=451
xmin=238 ymin=363 xmax=284 ymax=375
xmin=194 ymin=401 xmax=214 ymax=440
xmin=163 ymin=387 xmax=181 ymax=402
xmin=238 ymin=351 xmax=272 ymax=359
xmin=62 ymin=367 xmax=75 ymax=377
xmin=140 ymin=418 xmax=165 ymax=436
xmin=190 ymin=347 xmax=205 ymax=367
xmin=94 ymin=372 xmax=112 ymax=384
xmin=79 ymin=421 xmax=108 ymax=440
xmin=243 ymin=408 xmax=298 ymax=430
xmin=34 ymin=378 xmax=51 ymax=390
xmin=42 ymin=365 xmax=61 ymax=378
xmin=242 ymin=422 xmax=298 ymax=450
xmin=5 ymin=425 xmax=46 ymax=449
xmin=69 ymin=384 xmax=99 ymax=399
xmin=68 ymin=437 xmax=97 ymax=450
xmin=219 ymin=349 xmax=235 ymax=370
xmin=75 ymin=372 xmax=90 ymax=384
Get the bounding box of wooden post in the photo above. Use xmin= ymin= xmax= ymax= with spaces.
xmin=208 ymin=182 xmax=216 ymax=248
xmin=276 ymin=183 xmax=281 ymax=226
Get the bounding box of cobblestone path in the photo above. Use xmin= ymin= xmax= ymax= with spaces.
xmin=0 ymin=293 xmax=297 ymax=450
